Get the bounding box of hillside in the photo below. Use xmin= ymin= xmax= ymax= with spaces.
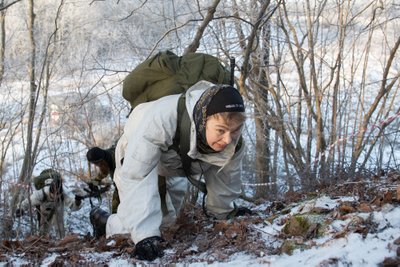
xmin=2 ymin=171 xmax=400 ymax=266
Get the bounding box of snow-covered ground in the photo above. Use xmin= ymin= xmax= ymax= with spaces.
xmin=4 ymin=179 xmax=400 ymax=266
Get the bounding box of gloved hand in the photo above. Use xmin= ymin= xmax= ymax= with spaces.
xmin=133 ymin=236 xmax=164 ymax=261
xmin=15 ymin=208 xmax=24 ymax=217
xmin=235 ymin=206 xmax=253 ymax=217
xmin=87 ymin=181 xmax=99 ymax=192
xmin=75 ymin=195 xmax=84 ymax=206
xmin=227 ymin=206 xmax=253 ymax=219
xmin=103 ymin=183 xmax=111 ymax=191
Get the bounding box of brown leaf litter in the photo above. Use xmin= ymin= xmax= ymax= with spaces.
xmin=1 ymin=171 xmax=400 ymax=265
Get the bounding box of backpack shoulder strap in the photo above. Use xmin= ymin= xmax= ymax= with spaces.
xmin=173 ymin=94 xmax=207 ymax=194
xmin=41 ymin=188 xmax=48 ymax=202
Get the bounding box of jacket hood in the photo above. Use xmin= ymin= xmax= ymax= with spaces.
xmin=184 ymin=81 xmax=239 ymax=168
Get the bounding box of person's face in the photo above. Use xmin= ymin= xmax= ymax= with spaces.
xmin=94 ymin=160 xmax=110 ymax=175
xmin=49 ymin=191 xmax=56 ymax=200
xmin=205 ymin=115 xmax=243 ymax=152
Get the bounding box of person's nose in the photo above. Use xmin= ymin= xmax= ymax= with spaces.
xmin=222 ymin=133 xmax=232 ymax=144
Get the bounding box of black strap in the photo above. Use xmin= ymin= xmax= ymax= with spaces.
xmin=42 ymin=188 xmax=47 ymax=202
xmin=173 ymin=94 xmax=207 ymax=194
xmin=158 ymin=175 xmax=169 ymax=216
xmin=230 ymin=57 xmax=235 ymax=86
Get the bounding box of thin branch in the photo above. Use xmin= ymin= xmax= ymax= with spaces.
xmin=0 ymin=0 xmax=22 ymax=11
xmin=118 ymin=0 xmax=149 ymax=21
xmin=184 ymin=0 xmax=221 ymax=54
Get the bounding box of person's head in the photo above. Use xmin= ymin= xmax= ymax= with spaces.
xmin=205 ymin=112 xmax=245 ymax=152
xmin=86 ymin=147 xmax=111 ymax=174
xmin=48 ymin=176 xmax=63 ymax=198
xmin=194 ymin=85 xmax=246 ymax=153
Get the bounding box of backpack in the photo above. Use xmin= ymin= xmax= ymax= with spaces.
xmin=122 ymin=50 xmax=232 ymax=110
xmin=33 ymin=169 xmax=62 ymax=190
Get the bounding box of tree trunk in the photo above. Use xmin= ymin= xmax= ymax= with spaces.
xmin=7 ymin=0 xmax=36 ymax=238
xmin=255 ymin=22 xmax=272 ymax=200
xmin=0 ymin=0 xmax=5 ymax=83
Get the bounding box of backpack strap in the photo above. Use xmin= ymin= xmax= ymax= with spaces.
xmin=41 ymin=188 xmax=48 ymax=202
xmin=230 ymin=57 xmax=235 ymax=86
xmin=173 ymin=94 xmax=207 ymax=194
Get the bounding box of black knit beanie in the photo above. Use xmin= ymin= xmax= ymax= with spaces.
xmin=206 ymin=86 xmax=245 ymax=116
xmin=86 ymin=147 xmax=107 ymax=163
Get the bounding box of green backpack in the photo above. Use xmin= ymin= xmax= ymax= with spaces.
xmin=122 ymin=50 xmax=232 ymax=110
xmin=33 ymin=169 xmax=62 ymax=190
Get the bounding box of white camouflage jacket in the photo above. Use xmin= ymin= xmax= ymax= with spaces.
xmin=20 ymin=185 xmax=81 ymax=212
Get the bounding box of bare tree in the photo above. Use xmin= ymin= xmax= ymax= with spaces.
xmin=351 ymin=36 xmax=400 ymax=174
xmin=10 ymin=0 xmax=37 ymax=217
xmin=0 ymin=0 xmax=5 ymax=82
xmin=9 ymin=0 xmax=68 ymax=236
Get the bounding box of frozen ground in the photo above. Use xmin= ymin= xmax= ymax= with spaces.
xmin=2 ymin=173 xmax=400 ymax=266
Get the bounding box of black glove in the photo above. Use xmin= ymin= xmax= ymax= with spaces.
xmin=75 ymin=195 xmax=84 ymax=206
xmin=15 ymin=208 xmax=24 ymax=217
xmin=87 ymin=182 xmax=99 ymax=193
xmin=103 ymin=184 xmax=111 ymax=191
xmin=133 ymin=236 xmax=164 ymax=261
xmin=235 ymin=206 xmax=253 ymax=217
xmin=227 ymin=206 xmax=253 ymax=218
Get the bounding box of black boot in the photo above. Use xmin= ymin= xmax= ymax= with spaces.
xmin=134 ymin=236 xmax=165 ymax=261
xmin=90 ymin=207 xmax=110 ymax=239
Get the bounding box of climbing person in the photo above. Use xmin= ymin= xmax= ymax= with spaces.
xmin=90 ymin=81 xmax=252 ymax=260
xmin=15 ymin=169 xmax=83 ymax=239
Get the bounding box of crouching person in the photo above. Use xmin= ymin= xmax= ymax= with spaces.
xmin=86 ymin=146 xmax=119 ymax=213
xmin=90 ymin=81 xmax=252 ymax=261
xmin=16 ymin=169 xmax=83 ymax=239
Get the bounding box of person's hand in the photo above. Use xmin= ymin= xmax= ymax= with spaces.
xmin=227 ymin=206 xmax=253 ymax=219
xmin=103 ymin=183 xmax=111 ymax=191
xmin=15 ymin=208 xmax=24 ymax=217
xmin=133 ymin=236 xmax=164 ymax=261
xmin=75 ymin=195 xmax=84 ymax=206
xmin=87 ymin=181 xmax=99 ymax=192
xmin=235 ymin=206 xmax=253 ymax=216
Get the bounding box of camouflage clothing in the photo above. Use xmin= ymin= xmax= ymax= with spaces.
xmin=19 ymin=184 xmax=81 ymax=238
xmin=87 ymin=145 xmax=119 ymax=213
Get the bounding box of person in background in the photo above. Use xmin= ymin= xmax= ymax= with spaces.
xmin=90 ymin=81 xmax=252 ymax=261
xmin=86 ymin=146 xmax=119 ymax=213
xmin=16 ymin=170 xmax=82 ymax=239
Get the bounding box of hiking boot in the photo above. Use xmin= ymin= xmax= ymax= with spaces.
xmin=90 ymin=207 xmax=110 ymax=239
xmin=133 ymin=236 xmax=165 ymax=261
